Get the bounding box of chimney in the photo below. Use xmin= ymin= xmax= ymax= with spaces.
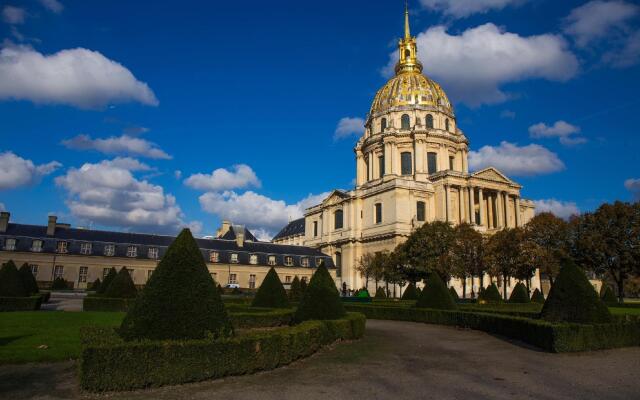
xmin=235 ymin=225 xmax=245 ymax=248
xmin=47 ymin=215 xmax=57 ymax=236
xmin=216 ymin=220 xmax=232 ymax=238
xmin=0 ymin=212 xmax=9 ymax=233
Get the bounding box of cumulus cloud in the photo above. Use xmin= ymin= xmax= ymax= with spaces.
xmin=625 ymin=178 xmax=640 ymax=200
xmin=528 ymin=120 xmax=587 ymax=146
xmin=199 ymin=191 xmax=330 ymax=235
xmin=419 ymin=0 xmax=523 ymax=18
xmin=334 ymin=117 xmax=365 ymax=139
xmin=62 ymin=134 xmax=171 ymax=159
xmin=2 ymin=6 xmax=25 ymax=24
xmin=564 ymin=1 xmax=639 ymax=47
xmin=468 ymin=141 xmax=565 ymax=176
xmin=55 ymin=158 xmax=195 ymax=233
xmin=185 ymin=164 xmax=261 ymax=191
xmin=0 ymin=151 xmax=61 ymax=190
xmin=603 ymin=29 xmax=640 ymax=67
xmin=533 ymin=199 xmax=580 ymax=219
xmin=384 ymin=24 xmax=578 ymax=107
xmin=0 ymin=44 xmax=158 ymax=109
xmin=39 ymin=0 xmax=64 ymax=13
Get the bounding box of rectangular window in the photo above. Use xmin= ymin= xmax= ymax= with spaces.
xmin=80 ymin=242 xmax=92 ymax=255
xmin=56 ymin=241 xmax=68 ymax=253
xmin=78 ymin=266 xmax=88 ymax=283
xmin=375 ymin=203 xmax=382 ymax=224
xmin=401 ymin=152 xmax=412 ymax=175
xmin=449 ymin=156 xmax=455 ymax=171
xmin=126 ymin=245 xmax=137 ymax=258
xmin=378 ymin=155 xmax=385 ymax=177
xmin=249 ymin=254 xmax=258 ymax=265
xmin=210 ymin=251 xmax=220 ymax=263
xmin=103 ymin=268 xmax=110 ymax=278
xmin=54 ymin=265 xmax=64 ymax=279
xmin=417 ymin=201 xmax=426 ymax=222
xmin=229 ymin=273 xmax=237 ymax=284
xmin=4 ymin=238 xmax=16 ymax=251
xmin=31 ymin=239 xmax=43 ymax=252
xmin=316 ymin=257 xmax=323 ymax=267
xmin=268 ymin=255 xmax=276 ymax=266
xmin=147 ymin=247 xmax=159 ymax=259
xmin=313 ymin=221 xmax=318 ymax=237
xmin=301 ymin=257 xmax=309 ymax=267
xmin=285 ymin=276 xmax=292 ymax=284
xmin=104 ymin=244 xmax=115 ymax=256
xmin=284 ymin=256 xmax=293 ymax=266
xmin=335 ymin=252 xmax=342 ymax=278
xmin=30 ymin=264 xmax=38 ymax=277
xmin=249 ymin=274 xmax=256 ymax=289
xmin=334 ymin=210 xmax=344 ymax=230
xmin=427 ymin=152 xmax=438 ymax=174
xmin=230 ymin=253 xmax=238 ymax=263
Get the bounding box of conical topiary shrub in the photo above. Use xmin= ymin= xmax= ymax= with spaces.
xmin=401 ymin=283 xmax=419 ymax=300
xmin=375 ymin=286 xmax=387 ymax=299
xmin=600 ymin=285 xmax=618 ymax=305
xmin=98 ymin=267 xmax=117 ymax=295
xmin=530 ymin=288 xmax=545 ymax=304
xmin=509 ymin=282 xmax=530 ymax=303
xmin=449 ymin=286 xmax=459 ymax=301
xmin=289 ymin=276 xmax=302 ymax=302
xmin=19 ymin=263 xmax=39 ymax=295
xmin=89 ymin=278 xmax=101 ymax=292
xmin=251 ymin=267 xmax=289 ymax=308
xmin=300 ymin=278 xmax=308 ymax=294
xmin=479 ymin=283 xmax=502 ymax=303
xmin=357 ymin=288 xmax=370 ymax=298
xmin=104 ymin=267 xmax=138 ymax=298
xmin=50 ymin=277 xmax=68 ymax=290
xmin=541 ymin=260 xmax=611 ymax=324
xmin=294 ymin=263 xmax=345 ymax=322
xmin=217 ymin=283 xmax=224 ymax=296
xmin=416 ymin=274 xmax=457 ymax=310
xmin=0 ymin=260 xmax=27 ymax=297
xmin=119 ymin=229 xmax=232 ymax=341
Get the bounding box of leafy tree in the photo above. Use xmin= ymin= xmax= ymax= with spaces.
xmin=450 ymin=223 xmax=484 ymax=298
xmin=0 ymin=260 xmax=27 ymax=297
xmin=289 ymin=276 xmax=302 ymax=302
xmin=355 ymin=253 xmax=375 ymax=289
xmin=401 ymin=282 xmax=419 ymax=300
xmin=98 ymin=267 xmax=117 ymax=295
xmin=509 ymin=282 xmax=530 ymax=303
xmin=19 ymin=263 xmax=39 ymax=295
xmin=104 ymin=267 xmax=138 ymax=298
xmin=523 ymin=212 xmax=570 ymax=287
xmin=530 ymin=288 xmax=545 ymax=304
xmin=541 ymin=260 xmax=611 ymax=323
xmin=89 ymin=278 xmax=101 ymax=292
xmin=382 ymin=250 xmax=405 ymax=298
xmin=485 ymin=228 xmax=522 ymax=300
xmin=416 ymin=273 xmax=457 ymax=310
xmin=479 ymin=283 xmax=502 ymax=303
xmin=294 ymin=263 xmax=345 ymax=322
xmin=252 ymin=267 xmax=289 ymax=308
xmin=120 ymin=229 xmax=232 ymax=341
xmin=397 ymin=221 xmax=456 ymax=283
xmin=514 ymin=239 xmax=546 ymax=292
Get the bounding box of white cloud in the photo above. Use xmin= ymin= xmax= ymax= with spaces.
xmin=384 ymin=24 xmax=578 ymax=107
xmin=625 ymin=178 xmax=640 ymax=200
xmin=55 ymin=158 xmax=195 ymax=233
xmin=2 ymin=6 xmax=25 ymax=24
xmin=199 ymin=191 xmax=330 ymax=235
xmin=62 ymin=134 xmax=171 ymax=159
xmin=0 ymin=44 xmax=158 ymax=109
xmin=39 ymin=0 xmax=64 ymax=13
xmin=334 ymin=117 xmax=365 ymax=139
xmin=174 ymin=170 xmax=182 ymax=179
xmin=603 ymin=29 xmax=640 ymax=67
xmin=0 ymin=151 xmax=61 ymax=190
xmin=468 ymin=141 xmax=565 ymax=176
xmin=528 ymin=120 xmax=586 ymax=146
xmin=419 ymin=0 xmax=522 ymax=18
xmin=185 ymin=164 xmax=261 ymax=191
xmin=564 ymin=1 xmax=639 ymax=47
xmin=533 ymin=199 xmax=580 ymax=219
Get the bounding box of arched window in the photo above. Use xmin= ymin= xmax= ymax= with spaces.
xmin=401 ymin=114 xmax=410 ymax=130
xmin=334 ymin=210 xmax=344 ymax=230
xmin=426 ymin=114 xmax=434 ymax=128
xmin=404 ymin=49 xmax=411 ymax=58
xmin=401 ymin=152 xmax=412 ymax=175
xmin=380 ymin=118 xmax=387 ymax=132
xmin=445 ymin=119 xmax=450 ymax=132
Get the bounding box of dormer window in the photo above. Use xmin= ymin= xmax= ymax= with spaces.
xmin=210 ymin=251 xmax=220 ymax=263
xmin=301 ymin=257 xmax=309 ymax=267
xmin=148 ymin=247 xmax=159 ymax=259
xmin=249 ymin=254 xmax=258 ymax=265
xmin=56 ymin=241 xmax=68 ymax=253
xmin=284 ymin=256 xmax=293 ymax=266
xmin=126 ymin=245 xmax=137 ymax=258
xmin=4 ymin=238 xmax=16 ymax=251
xmin=268 ymin=255 xmax=276 ymax=266
xmin=104 ymin=244 xmax=115 ymax=256
xmin=31 ymin=239 xmax=43 ymax=252
xmin=230 ymin=253 xmax=238 ymax=263
xmin=80 ymin=242 xmax=92 ymax=255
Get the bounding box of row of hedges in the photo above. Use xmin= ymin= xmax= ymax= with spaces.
xmin=83 ymin=297 xmax=135 ymax=312
xmin=230 ymin=308 xmax=294 ymax=329
xmin=79 ymin=312 xmax=366 ymax=391
xmin=345 ymin=304 xmax=640 ymax=353
xmin=0 ymin=295 xmax=42 ymax=311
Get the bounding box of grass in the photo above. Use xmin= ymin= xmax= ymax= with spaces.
xmin=610 ymin=307 xmax=640 ymax=316
xmin=0 ymin=311 xmax=124 ymax=364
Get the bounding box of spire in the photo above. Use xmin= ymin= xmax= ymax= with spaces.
xmin=404 ymin=0 xmax=411 ymax=39
xmin=395 ymin=1 xmax=423 ymax=75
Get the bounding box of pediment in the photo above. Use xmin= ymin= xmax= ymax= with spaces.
xmin=322 ymin=190 xmax=350 ymax=206
xmin=471 ymin=167 xmax=514 ymax=184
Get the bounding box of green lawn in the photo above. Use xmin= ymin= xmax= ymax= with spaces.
xmin=0 ymin=311 xmax=124 ymax=364
xmin=610 ymin=307 xmax=640 ymax=316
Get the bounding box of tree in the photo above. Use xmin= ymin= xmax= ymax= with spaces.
xmin=355 ymin=253 xmax=375 ymax=289
xmin=300 ymin=277 xmax=308 ymax=294
xmin=252 ymin=267 xmax=289 ymax=308
xmin=294 ymin=263 xmax=345 ymax=322
xmin=416 ymin=273 xmax=457 ymax=310
xmin=0 ymin=260 xmax=27 ymax=297
xmin=19 ymin=263 xmax=39 ymax=295
xmin=485 ymin=228 xmax=522 ymax=300
xmin=289 ymin=276 xmax=302 ymax=302
xmin=98 ymin=267 xmax=117 ymax=295
xmin=450 ymin=223 xmax=484 ymax=298
xmin=104 ymin=267 xmax=138 ymax=298
xmin=523 ymin=212 xmax=570 ymax=288
xmin=120 ymin=229 xmax=232 ymax=341
xmin=574 ymin=201 xmax=640 ymax=302
xmin=382 ymin=250 xmax=405 ymax=298
xmin=515 ymin=239 xmax=546 ymax=292
xmin=398 ymin=221 xmax=455 ymax=283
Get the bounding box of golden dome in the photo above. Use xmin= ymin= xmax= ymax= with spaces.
xmin=369 ymin=5 xmax=454 ymax=117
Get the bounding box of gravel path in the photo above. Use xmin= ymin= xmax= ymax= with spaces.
xmin=1 ymin=319 xmax=639 ymax=400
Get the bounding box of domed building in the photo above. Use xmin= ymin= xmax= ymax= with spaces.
xmin=273 ymin=7 xmax=536 ymax=295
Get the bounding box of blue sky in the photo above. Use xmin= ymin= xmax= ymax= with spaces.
xmin=0 ymin=0 xmax=639 ymax=239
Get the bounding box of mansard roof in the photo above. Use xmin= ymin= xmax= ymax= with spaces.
xmin=220 ymin=225 xmax=258 ymax=242
xmin=273 ymin=217 xmax=305 ymax=241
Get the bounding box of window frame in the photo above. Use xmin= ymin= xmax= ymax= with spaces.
xmin=147 ymin=247 xmax=159 ymax=259
xmin=313 ymin=221 xmax=318 ymax=237
xmin=230 ymin=253 xmax=239 ymax=263
xmin=31 ymin=239 xmax=43 ymax=252
xmin=301 ymin=257 xmax=309 ymax=267
xmin=249 ymin=254 xmax=258 ymax=265
xmin=53 ymin=265 xmax=64 ymax=279
xmin=284 ymin=256 xmax=294 ymax=266
xmin=4 ymin=238 xmax=16 ymax=251
xmin=78 ymin=266 xmax=88 ymax=283
xmin=56 ymin=241 xmax=68 ymax=254
xmin=426 ymin=114 xmax=434 ymax=128
xmin=228 ymin=273 xmax=237 ymax=284
xmin=103 ymin=244 xmax=115 ymax=256
xmin=427 ymin=152 xmax=438 ymax=174
xmin=400 ymin=152 xmax=412 ymax=175
xmin=80 ymin=242 xmax=92 ymax=255
xmin=334 ymin=209 xmax=344 ymax=230
xmin=249 ymin=274 xmax=256 ymax=289
xmin=209 ymin=251 xmax=220 ymax=263
xmin=417 ymin=201 xmax=426 ymax=222
xmin=126 ymin=245 xmax=138 ymax=258
xmin=374 ymin=203 xmax=383 ymax=224
xmin=380 ymin=117 xmax=387 ymax=132
xmin=268 ymin=255 xmax=276 ymax=266
xmin=401 ymin=114 xmax=410 ymax=130
xmin=30 ymin=264 xmax=38 ymax=277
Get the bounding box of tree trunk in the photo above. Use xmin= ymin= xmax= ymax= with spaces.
xmin=503 ymin=274 xmax=508 ymax=300
xmin=617 ymin=276 xmax=625 ymax=304
xmin=385 ymin=281 xmax=389 ymax=298
xmin=479 ymin=274 xmax=484 ymax=291
xmin=462 ymin=277 xmax=467 ymax=299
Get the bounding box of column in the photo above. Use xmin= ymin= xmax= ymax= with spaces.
xmin=515 ymin=196 xmax=521 ymax=227
xmin=478 ymin=188 xmax=485 ymax=227
xmin=496 ymin=192 xmax=504 ymax=228
xmin=384 ymin=142 xmax=392 ymax=177
xmin=458 ymin=187 xmax=464 ymax=224
xmin=444 ymin=184 xmax=450 ymax=222
xmin=356 ymin=152 xmax=365 ymax=186
xmin=367 ymin=154 xmax=373 ymax=181
xmin=503 ymin=192 xmax=509 ymax=227
xmin=487 ymin=193 xmax=494 ymax=229
xmin=469 ymin=186 xmax=475 ymax=224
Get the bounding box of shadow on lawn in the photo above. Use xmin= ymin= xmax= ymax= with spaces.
xmin=0 ymin=334 xmax=33 ymax=346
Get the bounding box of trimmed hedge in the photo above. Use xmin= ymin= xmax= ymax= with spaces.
xmin=509 ymin=282 xmax=530 ymax=303
xmin=89 ymin=278 xmax=102 ymax=292
xmin=344 ymin=304 xmax=639 ymax=353
xmin=0 ymin=260 xmax=27 ymax=297
xmin=401 ymin=283 xmax=419 ymax=300
xmin=83 ymin=297 xmax=135 ymax=312
xmin=416 ymin=274 xmax=456 ymax=310
xmin=531 ymin=288 xmax=545 ymax=304
xmin=79 ymin=312 xmax=366 ymax=391
xmin=251 ymin=267 xmax=289 ymax=308
xmin=479 ymin=283 xmax=502 ymax=303
xmin=104 ymin=267 xmax=137 ymax=298
xmin=375 ymin=287 xmax=387 ymax=299
xmin=289 ymin=276 xmax=302 ymax=302
xmin=230 ymin=308 xmax=294 ymax=329
xmin=51 ymin=277 xmax=70 ymax=290
xmin=0 ymin=295 xmax=42 ymax=311
xmin=449 ymin=287 xmax=459 ymax=301
xmin=19 ymin=263 xmax=39 ymax=295
xmin=295 ymin=263 xmax=345 ymax=322
xmin=98 ymin=268 xmax=117 ymax=294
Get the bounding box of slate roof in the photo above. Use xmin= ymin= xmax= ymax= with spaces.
xmin=0 ymin=223 xmax=333 ymax=269
xmin=220 ymin=225 xmax=258 ymax=242
xmin=272 ymin=218 xmax=305 ymax=241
